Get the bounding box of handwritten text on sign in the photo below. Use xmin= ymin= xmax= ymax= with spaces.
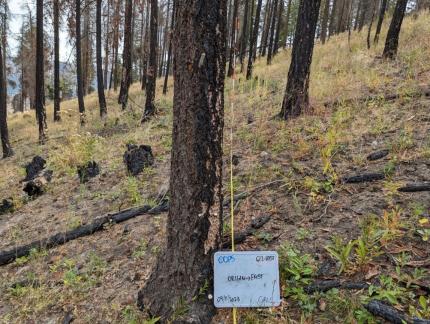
xmin=214 ymin=251 xmax=281 ymax=308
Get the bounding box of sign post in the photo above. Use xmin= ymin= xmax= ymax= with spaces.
xmin=214 ymin=251 xmax=281 ymax=308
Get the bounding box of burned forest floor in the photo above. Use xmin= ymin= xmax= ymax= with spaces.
xmin=1 ymin=12 xmax=430 ymax=324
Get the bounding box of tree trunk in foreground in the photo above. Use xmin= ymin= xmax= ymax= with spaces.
xmin=142 ymin=0 xmax=158 ymax=121
xmin=0 ymin=41 xmax=13 ymax=158
xmin=246 ymin=0 xmax=263 ymax=80
xmin=118 ymin=0 xmax=133 ymax=110
xmin=279 ymin=0 xmax=321 ymax=119
xmin=36 ymin=0 xmax=47 ymax=142
xmin=76 ymin=0 xmax=86 ymax=125
xmin=96 ymin=0 xmax=107 ymax=117
xmin=383 ymin=0 xmax=408 ymax=59
xmin=53 ymin=0 xmax=61 ymax=121
xmin=137 ymin=0 xmax=226 ymax=321
xmin=374 ymin=0 xmax=388 ymax=44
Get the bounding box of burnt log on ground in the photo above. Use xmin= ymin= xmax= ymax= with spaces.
xmin=367 ymin=149 xmax=390 ymax=161
xmin=304 ymin=280 xmax=369 ymax=293
xmin=221 ymin=214 xmax=271 ymax=248
xmin=0 ymin=202 xmax=169 ymax=266
xmin=342 ymin=172 xmax=385 ymax=184
xmin=324 ymin=87 xmax=430 ymax=108
xmin=364 ymin=300 xmax=430 ymax=324
xmin=398 ymin=183 xmax=430 ymax=192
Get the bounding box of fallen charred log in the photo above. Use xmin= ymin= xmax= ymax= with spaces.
xmin=398 ymin=183 xmax=430 ymax=192
xmin=342 ymin=172 xmax=385 ymax=184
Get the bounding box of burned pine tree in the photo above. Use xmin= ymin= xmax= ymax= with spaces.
xmin=321 ymin=0 xmax=330 ymax=44
xmin=76 ymin=0 xmax=86 ymax=124
xmin=35 ymin=0 xmax=47 ymax=142
xmin=0 ymin=39 xmax=12 ymax=158
xmin=227 ymin=0 xmax=239 ymax=77
xmin=267 ymin=0 xmax=279 ymax=65
xmin=246 ymin=0 xmax=263 ymax=80
xmin=163 ymin=0 xmax=175 ymax=94
xmin=239 ymin=0 xmax=250 ymax=72
xmin=96 ymin=0 xmax=107 ymax=117
xmin=383 ymin=0 xmax=408 ymax=59
xmin=374 ymin=0 xmax=388 ymax=43
xmin=118 ymin=0 xmax=133 ymax=110
xmin=137 ymin=0 xmax=227 ymax=321
xmin=53 ymin=0 xmax=61 ymax=121
xmin=142 ymin=0 xmax=158 ymax=121
xmin=278 ymin=0 xmax=321 ymax=119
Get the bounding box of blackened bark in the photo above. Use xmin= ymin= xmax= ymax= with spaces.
xmin=354 ymin=0 xmax=362 ymax=30
xmin=137 ymin=0 xmax=226 ymax=321
xmin=239 ymin=0 xmax=250 ymax=72
xmin=374 ymin=0 xmax=388 ymax=43
xmin=358 ymin=0 xmax=369 ymax=31
xmin=158 ymin=0 xmax=170 ymax=78
xmin=104 ymin=0 xmax=111 ymax=90
xmin=36 ymin=0 xmax=47 ymax=142
xmin=141 ymin=1 xmax=150 ymax=90
xmin=53 ymin=0 xmax=61 ymax=121
xmin=367 ymin=0 xmax=377 ymax=49
xmin=383 ymin=0 xmax=408 ymax=59
xmin=329 ymin=0 xmax=338 ymax=36
xmin=163 ymin=0 xmax=175 ymax=94
xmin=227 ymin=0 xmax=239 ymax=77
xmin=284 ymin=0 xmax=292 ymax=48
xmin=0 ymin=41 xmax=12 ymax=158
xmin=273 ymin=0 xmax=283 ymax=54
xmin=260 ymin=0 xmax=273 ymax=57
xmin=142 ymin=0 xmax=158 ymax=121
xmin=96 ymin=0 xmax=107 ymax=117
xmin=267 ymin=0 xmax=279 ymax=65
xmin=321 ymin=0 xmax=330 ymax=43
xmin=279 ymin=0 xmax=321 ymax=119
xmin=76 ymin=0 xmax=86 ymax=124
xmin=118 ymin=0 xmax=133 ymax=110
xmin=246 ymin=0 xmax=263 ymax=80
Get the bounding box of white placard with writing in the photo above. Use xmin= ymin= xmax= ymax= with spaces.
xmin=213 ymin=251 xmax=281 ymax=308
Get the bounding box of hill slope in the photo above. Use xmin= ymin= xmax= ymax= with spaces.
xmin=1 ymin=12 xmax=430 ymax=323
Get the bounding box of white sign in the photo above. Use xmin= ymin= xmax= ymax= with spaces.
xmin=214 ymin=251 xmax=281 ymax=308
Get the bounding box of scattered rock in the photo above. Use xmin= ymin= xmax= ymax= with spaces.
xmin=77 ymin=161 xmax=100 ymax=183
xmin=62 ymin=311 xmax=74 ymax=324
xmin=24 ymin=156 xmax=46 ymax=181
xmin=123 ymin=144 xmax=154 ymax=176
xmin=247 ymin=114 xmax=255 ymax=124
xmin=367 ymin=149 xmax=389 ymax=161
xmin=0 ymin=198 xmax=14 ymax=215
xmin=23 ymin=170 xmax=53 ymax=197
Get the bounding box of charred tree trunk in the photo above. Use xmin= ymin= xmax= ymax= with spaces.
xmin=227 ymin=0 xmax=239 ymax=77
xmin=141 ymin=1 xmax=150 ymax=90
xmin=53 ymin=0 xmax=61 ymax=122
xmin=0 ymin=41 xmax=12 ymax=158
xmin=329 ymin=0 xmax=338 ymax=36
xmin=239 ymin=0 xmax=250 ymax=72
xmin=260 ymin=0 xmax=273 ymax=57
xmin=137 ymin=0 xmax=226 ymax=321
xmin=118 ymin=0 xmax=133 ymax=110
xmin=158 ymin=0 xmax=170 ymax=78
xmin=163 ymin=0 xmax=175 ymax=95
xmin=374 ymin=0 xmax=388 ymax=44
xmin=103 ymin=0 xmax=111 ymax=90
xmin=321 ymin=0 xmax=330 ymax=43
xmin=142 ymin=0 xmax=158 ymax=121
xmin=35 ymin=0 xmax=47 ymax=142
xmin=246 ymin=0 xmax=263 ymax=80
xmin=278 ymin=0 xmax=321 ymax=119
xmin=367 ymin=0 xmax=377 ymax=49
xmin=267 ymin=0 xmax=279 ymax=65
xmin=383 ymin=0 xmax=408 ymax=59
xmin=354 ymin=0 xmax=362 ymax=30
xmin=284 ymin=0 xmax=292 ymax=48
xmin=76 ymin=0 xmax=86 ymax=125
xmin=273 ymin=0 xmax=283 ymax=54
xmin=96 ymin=0 xmax=107 ymax=117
